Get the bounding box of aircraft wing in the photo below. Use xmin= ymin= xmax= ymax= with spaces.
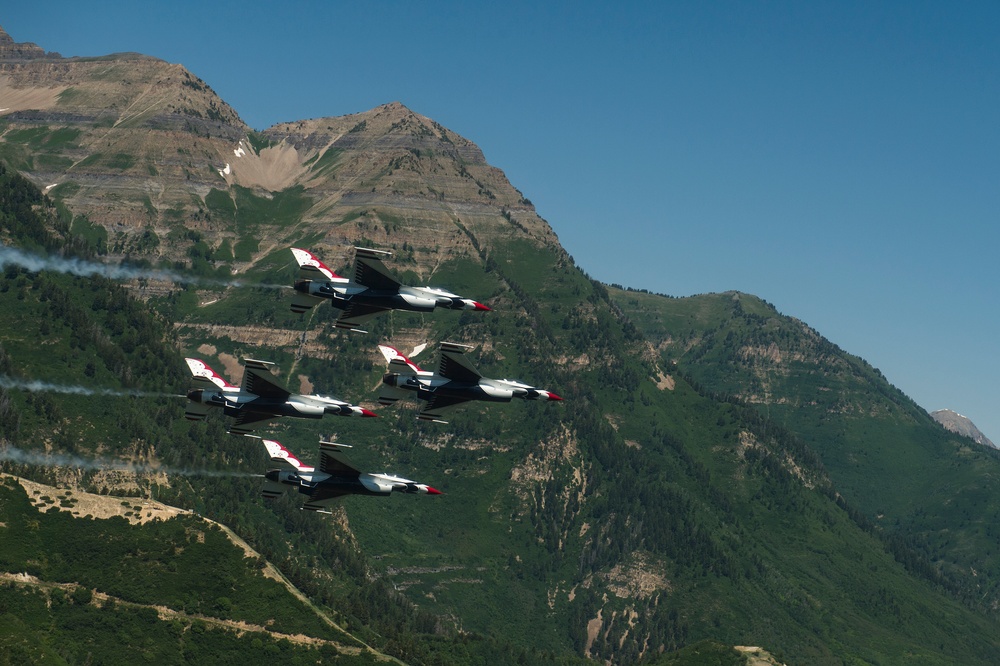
xmin=240 ymin=359 xmax=290 ymax=400
xmin=417 ymin=393 xmax=472 ymax=423
xmin=303 ymin=487 xmax=352 ymax=510
xmin=436 ymin=342 xmax=482 ymax=383
xmin=353 ymin=247 xmax=400 ymax=290
xmin=291 ymin=247 xmax=347 ymax=283
xmin=317 ymin=441 xmax=361 ymax=477
xmin=228 ymin=412 xmax=277 ymax=435
xmin=334 ymin=302 xmax=389 ymax=332
xmin=185 ymin=358 xmax=236 ymax=390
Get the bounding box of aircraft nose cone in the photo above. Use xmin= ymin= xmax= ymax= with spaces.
xmin=547 ymin=392 xmax=563 ymax=401
xmin=360 ymin=408 xmax=378 ymax=418
xmin=473 ymin=301 xmax=491 ymax=312
xmin=426 ymin=486 xmax=442 ymax=495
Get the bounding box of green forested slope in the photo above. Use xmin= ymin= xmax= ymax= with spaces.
xmin=4 ymin=150 xmax=1000 ymax=665
xmin=610 ymin=287 xmax=1000 ymax=616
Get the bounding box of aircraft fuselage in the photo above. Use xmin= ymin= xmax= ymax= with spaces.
xmin=186 ymin=389 xmax=362 ymax=418
xmin=294 ymin=281 xmax=481 ymax=313
xmin=265 ymin=468 xmax=435 ymax=497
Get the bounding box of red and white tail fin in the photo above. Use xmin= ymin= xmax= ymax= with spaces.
xmin=378 ymin=345 xmax=422 ymax=374
xmin=262 ymin=439 xmax=314 ymax=472
xmin=291 ymin=248 xmax=348 ymax=283
xmin=185 ymin=358 xmax=237 ymax=389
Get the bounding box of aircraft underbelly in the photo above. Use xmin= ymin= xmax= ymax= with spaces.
xmin=308 ymin=476 xmax=389 ymax=499
xmin=431 ymin=384 xmax=512 ymax=403
xmin=353 ymin=291 xmax=434 ymax=313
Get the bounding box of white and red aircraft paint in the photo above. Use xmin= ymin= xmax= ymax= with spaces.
xmin=184 ymin=357 xmax=375 ymax=434
xmin=377 ymin=342 xmax=562 ymax=423
xmin=258 ymin=437 xmax=441 ymax=511
xmin=289 ymin=246 xmax=490 ymax=332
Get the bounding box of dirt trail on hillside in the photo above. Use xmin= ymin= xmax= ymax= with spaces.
xmin=3 ymin=473 xmax=402 ymax=664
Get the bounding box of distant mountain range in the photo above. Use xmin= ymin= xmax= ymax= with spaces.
xmin=3 ymin=23 xmax=1000 ymax=664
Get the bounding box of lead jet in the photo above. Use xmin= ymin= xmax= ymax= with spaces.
xmin=184 ymin=357 xmax=376 ymax=434
xmin=377 ymin=342 xmax=563 ymax=423
xmin=258 ymin=437 xmax=441 ymax=511
xmin=289 ymin=247 xmax=490 ymax=332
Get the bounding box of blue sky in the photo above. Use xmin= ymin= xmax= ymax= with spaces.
xmin=4 ymin=2 xmax=999 ymax=441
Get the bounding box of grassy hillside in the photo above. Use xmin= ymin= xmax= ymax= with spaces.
xmin=610 ymin=286 xmax=1000 ymax=614
xmin=5 ymin=133 xmax=1000 ymax=664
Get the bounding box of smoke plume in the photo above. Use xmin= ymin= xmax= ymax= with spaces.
xmin=0 ymin=376 xmax=184 ymax=399
xmin=0 ymin=445 xmax=259 ymax=478
xmin=0 ymin=244 xmax=288 ymax=289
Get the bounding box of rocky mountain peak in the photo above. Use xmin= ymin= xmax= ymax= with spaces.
xmin=931 ymin=409 xmax=997 ymax=449
xmin=0 ymin=25 xmax=57 ymax=60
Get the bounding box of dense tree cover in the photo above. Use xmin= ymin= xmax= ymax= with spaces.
xmin=0 ymin=582 xmax=375 ymax=665
xmin=612 ymin=287 xmax=1000 ymax=618
xmin=0 ymin=164 xmax=594 ymax=664
xmin=4 ymin=161 xmax=1000 ymax=663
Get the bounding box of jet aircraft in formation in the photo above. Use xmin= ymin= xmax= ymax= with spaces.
xmin=180 ymin=244 xmax=563 ymax=506
xmin=184 ymin=357 xmax=375 ymax=434
xmin=377 ymin=342 xmax=562 ymax=423
xmin=259 ymin=437 xmax=440 ymax=511
xmin=289 ymin=247 xmax=490 ymax=332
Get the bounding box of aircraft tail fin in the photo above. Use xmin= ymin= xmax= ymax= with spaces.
xmin=378 ymin=345 xmax=422 ymax=374
xmin=261 ymin=438 xmax=314 ymax=472
xmin=291 ymin=248 xmax=347 ymax=283
xmin=185 ymin=358 xmax=237 ymax=390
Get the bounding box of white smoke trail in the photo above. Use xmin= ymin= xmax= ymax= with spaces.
xmin=0 ymin=376 xmax=185 ymax=399
xmin=0 ymin=244 xmax=290 ymax=290
xmin=0 ymin=445 xmax=260 ymax=478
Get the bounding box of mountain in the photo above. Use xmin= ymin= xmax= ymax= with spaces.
xmin=609 ymin=287 xmax=1000 ymax=610
xmin=1 ymin=23 xmax=548 ymax=270
xmin=931 ymin=409 xmax=996 ymax=449
xmin=3 ymin=25 xmax=1000 ymax=664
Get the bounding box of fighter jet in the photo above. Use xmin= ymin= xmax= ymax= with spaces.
xmin=289 ymin=247 xmax=490 ymax=332
xmin=377 ymin=342 xmax=563 ymax=423
xmin=184 ymin=357 xmax=376 ymax=434
xmin=258 ymin=437 xmax=441 ymax=511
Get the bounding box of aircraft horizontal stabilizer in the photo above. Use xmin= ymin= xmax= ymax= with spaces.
xmin=262 ymin=480 xmax=286 ymax=499
xmin=377 ymin=385 xmax=410 ymax=406
xmin=183 ymin=402 xmax=210 ymax=421
xmin=291 ymin=291 xmax=325 ymax=313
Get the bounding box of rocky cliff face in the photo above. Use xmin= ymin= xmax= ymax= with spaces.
xmin=0 ymin=25 xmax=556 ymax=275
xmin=931 ymin=409 xmax=997 ymax=449
xmin=0 ymin=26 xmax=54 ymax=60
